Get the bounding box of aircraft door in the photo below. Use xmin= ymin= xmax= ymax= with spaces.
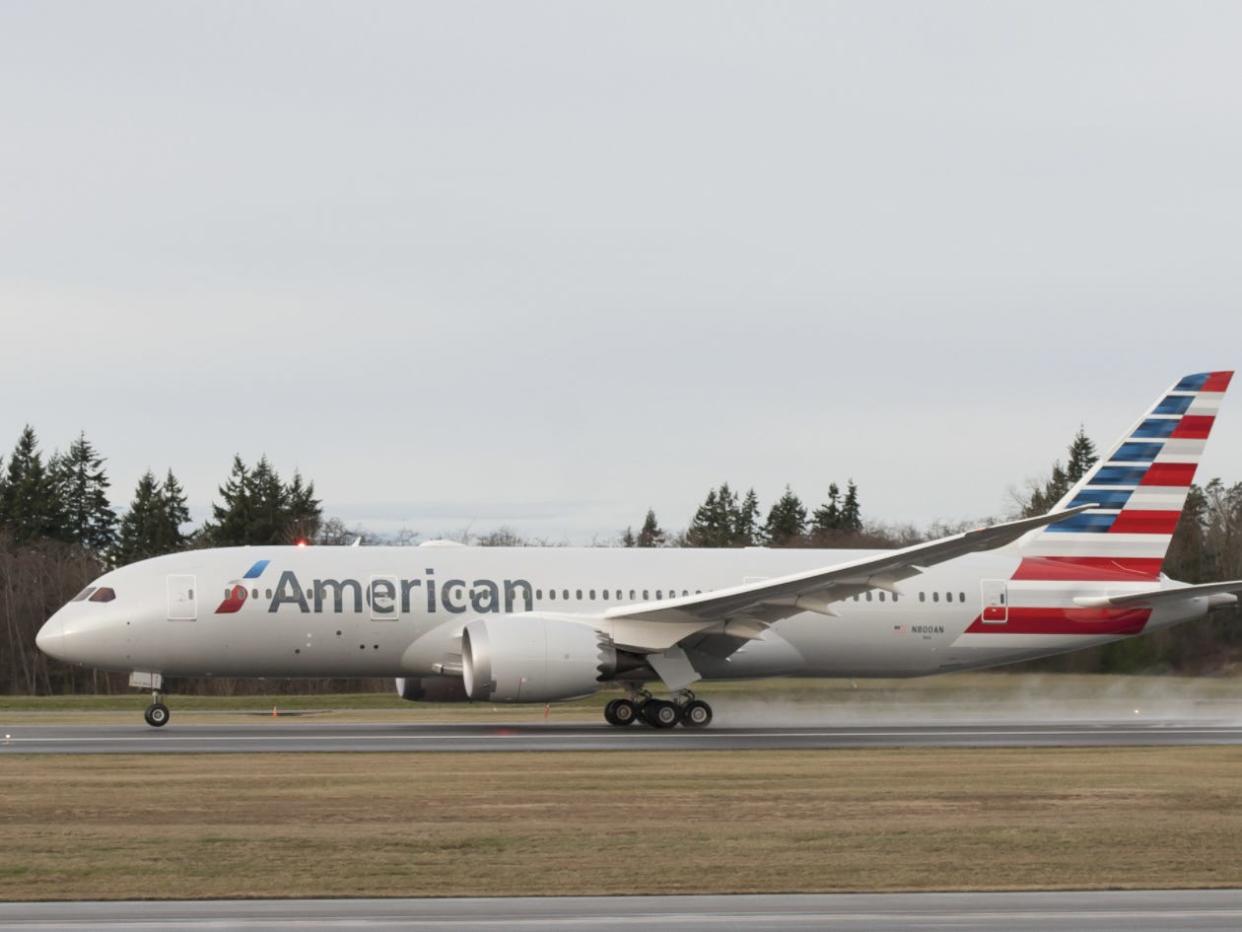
xmin=980 ymin=579 xmax=1007 ymax=623
xmin=167 ymin=574 xmax=197 ymax=621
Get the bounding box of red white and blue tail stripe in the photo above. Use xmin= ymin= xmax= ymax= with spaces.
xmin=1015 ymin=370 xmax=1232 ymax=581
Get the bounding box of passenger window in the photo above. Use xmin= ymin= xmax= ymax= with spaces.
xmin=643 ymin=590 xmax=650 ymax=600
xmin=252 ymin=589 xmax=259 ymax=599
xmin=933 ymin=592 xmax=939 ymax=602
xmin=602 ymin=590 xmax=609 ymax=601
xmin=549 ymin=590 xmax=556 ymax=600
xmin=656 ymin=590 xmax=663 ymax=600
xmin=563 ymin=589 xmax=569 ymax=599
xmin=264 ymin=589 xmax=271 ymax=599
xmin=878 ymin=591 xmax=886 ymax=602
xmin=536 ymin=589 xmax=543 ymax=600
xmin=89 ymin=587 xmax=116 ymax=603
xmin=629 ymin=590 xmax=636 ymax=600
xmin=945 ymin=592 xmax=952 ymax=602
xmin=893 ymin=593 xmax=900 ymax=602
xmin=919 ymin=592 xmax=926 ymax=602
xmin=575 ymin=589 xmax=582 ymax=600
xmin=682 ymin=590 xmax=689 ymax=597
xmin=616 ymin=590 xmax=622 ymax=600
xmin=71 ymin=587 xmax=96 ymax=602
xmin=589 ymin=589 xmax=596 ymax=600
xmin=959 ymin=592 xmax=966 ymax=603
xmin=865 ymin=591 xmax=872 ymax=602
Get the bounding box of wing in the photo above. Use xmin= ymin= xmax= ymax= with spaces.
xmin=602 ymin=505 xmax=1095 ymax=651
xmin=1075 ymin=580 xmax=1242 ymax=609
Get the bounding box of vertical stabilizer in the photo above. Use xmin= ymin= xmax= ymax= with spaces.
xmin=1015 ymin=371 xmax=1233 ymax=581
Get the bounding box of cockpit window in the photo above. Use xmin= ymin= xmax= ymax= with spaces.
xmin=88 ymin=587 xmax=116 ymax=603
xmin=71 ymin=587 xmax=97 ymax=602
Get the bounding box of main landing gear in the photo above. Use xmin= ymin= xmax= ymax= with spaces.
xmin=603 ymin=691 xmax=713 ymax=729
xmin=144 ymin=691 xmax=170 ymax=728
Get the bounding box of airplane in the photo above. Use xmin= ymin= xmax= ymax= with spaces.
xmin=37 ymin=371 xmax=1242 ymax=729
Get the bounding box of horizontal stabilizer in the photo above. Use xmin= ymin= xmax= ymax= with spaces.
xmin=1074 ymin=580 xmax=1242 ymax=609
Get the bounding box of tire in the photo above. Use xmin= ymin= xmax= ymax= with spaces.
xmin=612 ymin=699 xmax=637 ymax=727
xmin=603 ymin=698 xmax=621 ymax=726
xmin=681 ymin=699 xmax=713 ymax=728
xmin=641 ymin=699 xmax=679 ymax=729
xmin=145 ymin=703 xmax=170 ymax=728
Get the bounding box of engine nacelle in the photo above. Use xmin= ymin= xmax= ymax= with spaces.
xmin=462 ymin=615 xmax=615 ymax=702
xmin=394 ymin=676 xmax=471 ymax=702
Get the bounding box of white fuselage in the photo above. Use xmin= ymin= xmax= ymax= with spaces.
xmin=37 ymin=544 xmax=1206 ymax=687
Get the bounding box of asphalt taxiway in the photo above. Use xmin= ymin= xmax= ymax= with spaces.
xmin=4 ymin=719 xmax=1242 ymax=753
xmin=3 ymin=891 xmax=1242 ymax=930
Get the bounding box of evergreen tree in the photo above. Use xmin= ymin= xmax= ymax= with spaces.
xmin=686 ymin=489 xmax=721 ymax=547
xmin=154 ymin=469 xmax=191 ymax=554
xmin=811 ymin=482 xmax=842 ymax=535
xmin=1023 ymin=429 xmax=1097 ymax=517
xmin=636 ymin=509 xmax=665 ymax=548
xmin=248 ymin=456 xmax=289 ymax=544
xmin=203 ymin=455 xmax=324 ymax=546
xmin=51 ymin=431 xmax=117 ymax=552
xmin=621 ymin=526 xmax=637 ymax=548
xmin=202 ymin=456 xmax=253 ymax=545
xmin=687 ymin=484 xmax=744 ymax=547
xmin=764 ymin=485 xmax=807 ymax=546
xmin=114 ymin=471 xmax=164 ymax=565
xmin=734 ymin=488 xmax=761 ymax=546
xmin=0 ymin=426 xmax=64 ymax=543
xmin=1066 ymin=427 xmax=1099 ymax=483
xmin=840 ymin=479 xmax=863 ymax=532
xmin=285 ymin=471 xmax=323 ymax=544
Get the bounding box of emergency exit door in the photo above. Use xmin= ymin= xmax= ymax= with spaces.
xmin=167 ymin=574 xmax=197 ymax=621
xmin=980 ymin=579 xmax=1007 ymax=623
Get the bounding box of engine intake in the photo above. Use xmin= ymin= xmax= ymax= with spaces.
xmin=462 ymin=615 xmax=615 ymax=702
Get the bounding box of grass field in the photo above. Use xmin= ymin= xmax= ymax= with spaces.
xmin=4 ymin=746 xmax=1242 ymax=900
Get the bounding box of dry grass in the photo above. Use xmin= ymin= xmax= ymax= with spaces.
xmin=4 ymin=747 xmax=1242 ymax=900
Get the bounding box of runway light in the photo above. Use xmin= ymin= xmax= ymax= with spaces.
xmin=295 ymin=539 xmax=309 ymax=548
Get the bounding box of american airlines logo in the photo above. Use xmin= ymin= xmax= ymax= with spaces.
xmin=216 ymin=562 xmax=534 ymax=616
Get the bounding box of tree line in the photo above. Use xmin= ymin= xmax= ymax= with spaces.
xmin=1 ymin=422 xmax=1241 ymax=694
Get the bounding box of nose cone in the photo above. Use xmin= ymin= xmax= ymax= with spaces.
xmin=36 ymin=613 xmax=65 ymax=660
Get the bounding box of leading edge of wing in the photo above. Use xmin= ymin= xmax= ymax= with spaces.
xmin=604 ymin=504 xmax=1095 ymax=631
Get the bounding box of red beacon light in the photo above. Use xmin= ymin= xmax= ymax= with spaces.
xmin=295 ymin=539 xmax=309 ymax=548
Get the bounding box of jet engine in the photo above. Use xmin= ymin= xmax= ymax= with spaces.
xmin=394 ymin=676 xmax=471 ymax=702
xmin=461 ymin=615 xmax=616 ymax=702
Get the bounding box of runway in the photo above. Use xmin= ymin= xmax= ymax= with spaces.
xmin=4 ymin=719 xmax=1242 ymax=753
xmin=3 ymin=891 xmax=1242 ymax=930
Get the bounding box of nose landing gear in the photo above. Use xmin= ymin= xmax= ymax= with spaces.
xmin=144 ymin=691 xmax=170 ymax=728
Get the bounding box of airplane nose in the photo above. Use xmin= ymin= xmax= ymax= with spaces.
xmin=36 ymin=614 xmax=65 ymax=660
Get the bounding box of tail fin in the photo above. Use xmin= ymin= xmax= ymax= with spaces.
xmin=1016 ymin=370 xmax=1233 ymax=580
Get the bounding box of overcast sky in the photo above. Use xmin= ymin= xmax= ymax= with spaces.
xmin=2 ymin=2 xmax=1241 ymax=542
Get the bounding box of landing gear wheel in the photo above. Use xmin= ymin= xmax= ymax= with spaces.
xmin=144 ymin=702 xmax=170 ymax=728
xmin=612 ymin=699 xmax=638 ymax=727
xmin=680 ymin=699 xmax=713 ymax=728
xmin=640 ymin=699 xmax=680 ymax=729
